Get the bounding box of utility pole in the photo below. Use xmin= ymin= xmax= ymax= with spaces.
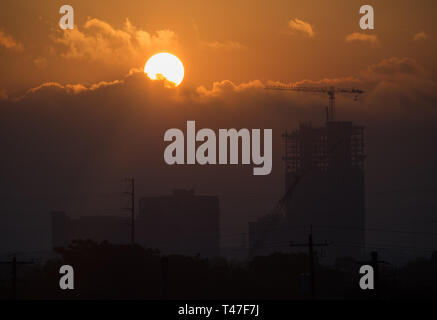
xmin=371 ymin=251 xmax=379 ymax=299
xmin=162 ymin=256 xmax=169 ymax=299
xmin=124 ymin=178 xmax=135 ymax=245
xmin=358 ymin=251 xmax=388 ymax=299
xmin=0 ymin=254 xmax=33 ymax=299
xmin=290 ymin=226 xmax=329 ymax=299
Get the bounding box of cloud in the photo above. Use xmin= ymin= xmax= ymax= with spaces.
xmin=273 ymin=76 xmax=362 ymax=88
xmin=202 ymin=40 xmax=246 ymax=51
xmin=358 ymin=57 xmax=435 ymax=115
xmin=0 ymin=89 xmax=7 ymax=100
xmin=346 ymin=32 xmax=378 ymax=46
xmin=1 ymin=58 xmax=436 ymax=222
xmin=413 ymin=31 xmax=428 ymax=41
xmin=53 ymin=18 xmax=177 ymax=66
xmin=1 ymin=57 xmax=437 ymax=262
xmin=288 ymin=18 xmax=315 ymax=38
xmin=33 ymin=57 xmax=48 ymax=70
xmin=0 ymin=29 xmax=23 ymax=51
xmin=26 ymin=79 xmax=122 ymax=96
xmin=196 ymin=80 xmax=263 ymax=98
xmin=361 ymin=57 xmax=426 ymax=80
xmin=9 ymin=69 xmax=182 ymax=105
xmin=5 ymin=57 xmax=435 ymax=117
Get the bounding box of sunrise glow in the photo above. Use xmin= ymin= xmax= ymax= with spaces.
xmin=144 ymin=53 xmax=184 ymax=87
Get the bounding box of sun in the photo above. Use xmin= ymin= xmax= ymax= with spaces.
xmin=144 ymin=53 xmax=184 ymax=87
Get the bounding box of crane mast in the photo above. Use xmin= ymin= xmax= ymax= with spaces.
xmin=265 ymin=84 xmax=364 ymax=122
xmin=249 ymin=84 xmax=365 ymax=257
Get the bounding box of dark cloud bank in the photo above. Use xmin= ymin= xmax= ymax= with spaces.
xmin=1 ymin=57 xmax=437 ymax=262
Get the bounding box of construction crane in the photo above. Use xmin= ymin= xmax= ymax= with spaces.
xmin=265 ymin=84 xmax=364 ymax=122
xmin=248 ymin=126 xmax=355 ymax=258
xmin=257 ymin=133 xmax=348 ymax=223
xmin=249 ymin=84 xmax=365 ymax=257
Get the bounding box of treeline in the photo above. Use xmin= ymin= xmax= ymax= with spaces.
xmin=1 ymin=240 xmax=437 ymax=299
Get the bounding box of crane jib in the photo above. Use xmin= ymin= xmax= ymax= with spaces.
xmin=265 ymin=85 xmax=364 ymax=122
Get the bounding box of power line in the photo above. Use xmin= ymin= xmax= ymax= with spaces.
xmin=289 ymin=226 xmax=329 ymax=299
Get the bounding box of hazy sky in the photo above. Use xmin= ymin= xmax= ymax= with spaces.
xmin=1 ymin=0 xmax=436 ymax=261
xmin=0 ymin=0 xmax=436 ymax=93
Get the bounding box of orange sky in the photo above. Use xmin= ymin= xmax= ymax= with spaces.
xmin=1 ymin=0 xmax=437 ymax=255
xmin=0 ymin=0 xmax=436 ymax=94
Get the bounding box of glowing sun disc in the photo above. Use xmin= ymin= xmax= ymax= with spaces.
xmin=144 ymin=53 xmax=184 ymax=87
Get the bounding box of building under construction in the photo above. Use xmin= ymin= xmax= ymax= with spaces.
xmin=249 ymin=119 xmax=366 ymax=260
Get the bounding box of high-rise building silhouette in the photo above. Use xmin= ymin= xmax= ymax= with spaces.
xmin=138 ymin=189 xmax=220 ymax=257
xmin=249 ymin=121 xmax=366 ymax=259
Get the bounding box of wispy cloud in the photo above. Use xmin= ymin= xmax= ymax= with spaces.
xmin=26 ymin=79 xmax=123 ymax=97
xmin=202 ymin=40 xmax=246 ymax=51
xmin=345 ymin=32 xmax=379 ymax=46
xmin=0 ymin=29 xmax=23 ymax=51
xmin=413 ymin=31 xmax=428 ymax=41
xmin=53 ymin=18 xmax=178 ymax=65
xmin=0 ymin=89 xmax=7 ymax=100
xmin=361 ymin=57 xmax=426 ymax=80
xmin=288 ymin=18 xmax=315 ymax=38
xmin=33 ymin=57 xmax=48 ymax=70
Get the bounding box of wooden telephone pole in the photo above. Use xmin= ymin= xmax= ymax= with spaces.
xmin=290 ymin=227 xmax=329 ymax=299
